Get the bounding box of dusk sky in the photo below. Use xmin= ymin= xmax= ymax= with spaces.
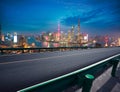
xmin=1 ymin=0 xmax=120 ymax=36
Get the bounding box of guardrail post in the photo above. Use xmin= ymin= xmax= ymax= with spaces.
xmin=111 ymin=59 xmax=119 ymax=77
xmin=82 ymin=74 xmax=94 ymax=92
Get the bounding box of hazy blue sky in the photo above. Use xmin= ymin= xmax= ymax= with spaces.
xmin=1 ymin=0 xmax=120 ymax=36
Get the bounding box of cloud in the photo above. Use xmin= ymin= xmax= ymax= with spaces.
xmin=1 ymin=0 xmax=120 ymax=35
xmin=60 ymin=8 xmax=102 ymax=26
xmin=60 ymin=0 xmax=120 ymax=30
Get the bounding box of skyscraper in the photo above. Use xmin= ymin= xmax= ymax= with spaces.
xmin=13 ymin=32 xmax=17 ymax=43
xmin=0 ymin=24 xmax=2 ymax=41
xmin=58 ymin=22 xmax=60 ymax=34
xmin=71 ymin=25 xmax=74 ymax=41
xmin=57 ymin=22 xmax=61 ymax=41
xmin=118 ymin=38 xmax=120 ymax=46
xmin=78 ymin=18 xmax=80 ymax=34
xmin=19 ymin=35 xmax=27 ymax=47
xmin=77 ymin=18 xmax=82 ymax=45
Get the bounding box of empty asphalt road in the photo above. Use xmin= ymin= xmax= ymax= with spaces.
xmin=0 ymin=47 xmax=120 ymax=92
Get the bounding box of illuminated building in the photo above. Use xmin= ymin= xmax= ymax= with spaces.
xmin=1 ymin=34 xmax=5 ymax=41
xmin=67 ymin=26 xmax=75 ymax=43
xmin=31 ymin=43 xmax=36 ymax=47
xmin=3 ymin=33 xmax=13 ymax=47
xmin=58 ymin=22 xmax=60 ymax=35
xmin=78 ymin=18 xmax=80 ymax=34
xmin=45 ymin=36 xmax=49 ymax=41
xmin=104 ymin=35 xmax=109 ymax=47
xmin=42 ymin=41 xmax=50 ymax=48
xmin=57 ymin=22 xmax=61 ymax=41
xmin=53 ymin=22 xmax=61 ymax=42
xmin=60 ymin=31 xmax=67 ymax=47
xmin=13 ymin=32 xmax=17 ymax=43
xmin=0 ymin=24 xmax=1 ymax=41
xmin=5 ymin=33 xmax=13 ymax=41
xmin=67 ymin=30 xmax=71 ymax=42
xmin=19 ymin=35 xmax=27 ymax=47
xmin=83 ymin=34 xmax=88 ymax=43
xmin=77 ymin=18 xmax=82 ymax=45
xmin=118 ymin=38 xmax=120 ymax=46
xmin=71 ymin=25 xmax=74 ymax=41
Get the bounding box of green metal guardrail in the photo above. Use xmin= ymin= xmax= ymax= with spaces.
xmin=17 ymin=54 xmax=120 ymax=92
xmin=0 ymin=46 xmax=90 ymax=55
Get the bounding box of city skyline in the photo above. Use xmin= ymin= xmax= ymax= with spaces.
xmin=1 ymin=0 xmax=120 ymax=36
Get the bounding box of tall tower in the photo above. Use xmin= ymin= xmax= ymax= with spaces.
xmin=57 ymin=22 xmax=61 ymax=41
xmin=71 ymin=25 xmax=74 ymax=41
xmin=58 ymin=22 xmax=60 ymax=34
xmin=78 ymin=18 xmax=80 ymax=34
xmin=77 ymin=18 xmax=82 ymax=45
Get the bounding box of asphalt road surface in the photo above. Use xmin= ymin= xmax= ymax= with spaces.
xmin=0 ymin=47 xmax=120 ymax=92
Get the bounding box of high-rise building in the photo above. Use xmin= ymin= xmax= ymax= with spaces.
xmin=83 ymin=34 xmax=88 ymax=43
xmin=118 ymin=38 xmax=120 ymax=46
xmin=78 ymin=18 xmax=80 ymax=34
xmin=67 ymin=30 xmax=71 ymax=42
xmin=58 ymin=22 xmax=60 ymax=34
xmin=104 ymin=35 xmax=109 ymax=47
xmin=13 ymin=32 xmax=17 ymax=43
xmin=0 ymin=24 xmax=2 ymax=41
xmin=19 ymin=35 xmax=27 ymax=47
xmin=71 ymin=25 xmax=74 ymax=41
xmin=57 ymin=22 xmax=61 ymax=41
xmin=1 ymin=34 xmax=5 ymax=41
xmin=77 ymin=18 xmax=82 ymax=45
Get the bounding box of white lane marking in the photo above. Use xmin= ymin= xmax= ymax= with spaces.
xmin=0 ymin=52 xmax=87 ymax=65
xmin=0 ymin=50 xmax=91 ymax=64
xmin=0 ymin=51 xmax=106 ymax=65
